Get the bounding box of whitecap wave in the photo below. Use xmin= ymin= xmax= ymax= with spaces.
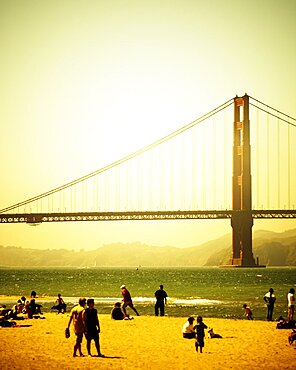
xmin=170 ymin=298 xmax=222 ymax=305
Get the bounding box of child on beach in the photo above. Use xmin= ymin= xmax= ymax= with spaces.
xmin=194 ymin=316 xmax=208 ymax=353
xmin=243 ymin=304 xmax=253 ymax=320
xmin=82 ymin=298 xmax=104 ymax=357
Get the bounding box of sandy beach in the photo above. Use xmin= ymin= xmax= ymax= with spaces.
xmin=0 ymin=310 xmax=295 ymax=370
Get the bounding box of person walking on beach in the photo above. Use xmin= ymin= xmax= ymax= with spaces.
xmin=287 ymin=288 xmax=295 ymax=322
xmin=120 ymin=285 xmax=140 ymax=317
xmin=182 ymin=316 xmax=196 ymax=339
xmin=194 ymin=316 xmax=208 ymax=353
xmin=264 ymin=288 xmax=276 ymax=321
xmin=82 ymin=298 xmax=104 ymax=357
xmin=67 ymin=297 xmax=86 ymax=357
xmin=154 ymin=284 xmax=167 ymax=316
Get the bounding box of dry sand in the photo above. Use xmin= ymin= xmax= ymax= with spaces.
xmin=0 ymin=311 xmax=295 ymax=370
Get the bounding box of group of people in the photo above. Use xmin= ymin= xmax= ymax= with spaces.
xmin=67 ymin=297 xmax=104 ymax=357
xmin=0 ymin=292 xmax=43 ymax=322
xmin=182 ymin=316 xmax=208 ymax=353
xmin=66 ymin=285 xmax=139 ymax=357
xmin=263 ymin=287 xmax=295 ymax=323
xmin=241 ymin=287 xmax=295 ymax=323
xmin=67 ymin=284 xmax=167 ymax=357
xmin=111 ymin=284 xmax=168 ymax=319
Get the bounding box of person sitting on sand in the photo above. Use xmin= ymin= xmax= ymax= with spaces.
xmin=243 ymin=304 xmax=253 ymax=320
xmin=0 ymin=305 xmax=11 ymax=319
xmin=17 ymin=299 xmax=24 ymax=314
xmin=10 ymin=304 xmax=20 ymax=319
xmin=120 ymin=285 xmax=140 ymax=317
xmin=276 ymin=316 xmax=288 ymax=329
xmin=182 ymin=316 xmax=196 ymax=339
xmin=67 ymin=297 xmax=86 ymax=357
xmin=24 ymin=300 xmax=33 ymax=319
xmin=30 ymin=299 xmax=42 ymax=315
xmin=111 ymin=302 xmax=124 ymax=320
xmin=51 ymin=293 xmax=67 ymax=314
xmin=82 ymin=298 xmax=104 ymax=357
xmin=194 ymin=316 xmax=208 ymax=353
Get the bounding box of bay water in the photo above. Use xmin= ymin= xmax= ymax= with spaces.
xmin=0 ymin=267 xmax=295 ymax=320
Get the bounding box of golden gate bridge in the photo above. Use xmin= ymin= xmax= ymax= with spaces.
xmin=1 ymin=94 xmax=296 ymax=267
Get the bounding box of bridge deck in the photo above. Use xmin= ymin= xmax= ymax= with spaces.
xmin=1 ymin=210 xmax=296 ymax=223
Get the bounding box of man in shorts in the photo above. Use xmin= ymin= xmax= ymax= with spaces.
xmin=120 ymin=285 xmax=140 ymax=317
xmin=83 ymin=298 xmax=104 ymax=357
xmin=67 ymin=297 xmax=86 ymax=357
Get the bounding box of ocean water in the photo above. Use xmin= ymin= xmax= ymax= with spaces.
xmin=0 ymin=267 xmax=295 ymax=320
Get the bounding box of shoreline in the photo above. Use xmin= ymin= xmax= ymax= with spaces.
xmin=0 ymin=294 xmax=289 ymax=321
xmin=0 ymin=313 xmax=295 ymax=369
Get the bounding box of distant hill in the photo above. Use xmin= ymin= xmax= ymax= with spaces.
xmin=0 ymin=236 xmax=229 ymax=267
xmin=0 ymin=229 xmax=295 ymax=267
xmin=205 ymin=229 xmax=296 ymax=266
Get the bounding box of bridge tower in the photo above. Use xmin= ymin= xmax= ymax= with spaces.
xmin=231 ymin=94 xmax=256 ymax=266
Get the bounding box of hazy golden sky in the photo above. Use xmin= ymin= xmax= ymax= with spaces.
xmin=1 ymin=0 xmax=296 ymax=250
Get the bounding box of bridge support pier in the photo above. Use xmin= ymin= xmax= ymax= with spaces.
xmin=229 ymin=94 xmax=258 ymax=267
xmin=231 ymin=211 xmax=255 ymax=266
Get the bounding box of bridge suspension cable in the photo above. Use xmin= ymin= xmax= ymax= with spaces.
xmin=0 ymin=98 xmax=233 ymax=214
xmin=250 ymin=95 xmax=296 ymax=210
xmin=249 ymin=95 xmax=296 ymax=127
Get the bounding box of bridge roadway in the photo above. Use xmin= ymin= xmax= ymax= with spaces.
xmin=0 ymin=210 xmax=296 ymax=224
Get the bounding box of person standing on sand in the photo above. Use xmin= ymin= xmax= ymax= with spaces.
xmin=120 ymin=285 xmax=140 ymax=317
xmin=194 ymin=316 xmax=208 ymax=353
xmin=264 ymin=288 xmax=276 ymax=321
xmin=67 ymin=297 xmax=86 ymax=357
xmin=287 ymin=288 xmax=295 ymax=322
xmin=154 ymin=284 xmax=167 ymax=316
xmin=82 ymin=298 xmax=104 ymax=357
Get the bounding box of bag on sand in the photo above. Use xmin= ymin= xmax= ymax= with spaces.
xmin=65 ymin=327 xmax=70 ymax=338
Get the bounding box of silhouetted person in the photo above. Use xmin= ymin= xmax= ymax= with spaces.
xmin=111 ymin=302 xmax=124 ymax=320
xmin=288 ymin=288 xmax=295 ymax=322
xmin=154 ymin=284 xmax=167 ymax=316
xmin=194 ymin=316 xmax=208 ymax=353
xmin=120 ymin=285 xmax=140 ymax=317
xmin=83 ymin=298 xmax=104 ymax=357
xmin=67 ymin=297 xmax=86 ymax=357
xmin=30 ymin=290 xmax=37 ymax=298
xmin=30 ymin=299 xmax=42 ymax=315
xmin=264 ymin=288 xmax=276 ymax=321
